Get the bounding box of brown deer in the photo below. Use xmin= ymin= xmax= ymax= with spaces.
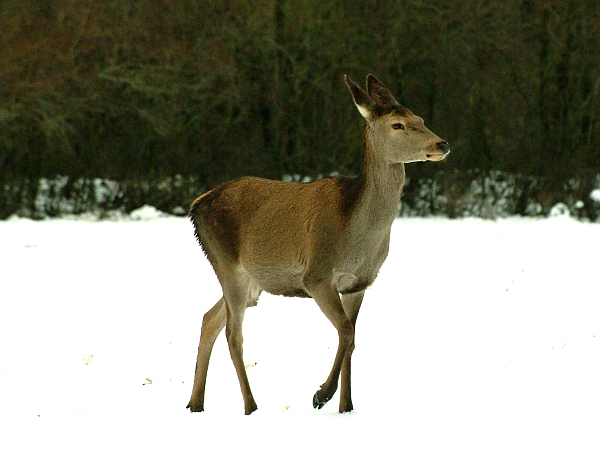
xmin=187 ymin=74 xmax=449 ymax=415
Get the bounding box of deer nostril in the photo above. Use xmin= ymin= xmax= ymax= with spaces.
xmin=437 ymin=140 xmax=450 ymax=154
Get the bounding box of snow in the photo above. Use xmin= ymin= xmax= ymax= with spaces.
xmin=590 ymin=188 xmax=600 ymax=204
xmin=130 ymin=204 xmax=168 ymax=220
xmin=1 ymin=213 xmax=599 ymax=458
xmin=549 ymin=202 xmax=570 ymax=218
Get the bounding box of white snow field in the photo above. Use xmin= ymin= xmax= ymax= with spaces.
xmin=1 ymin=212 xmax=599 ymax=458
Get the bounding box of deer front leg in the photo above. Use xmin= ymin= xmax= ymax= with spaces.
xmin=307 ymin=282 xmax=355 ymax=411
xmin=339 ymin=291 xmax=364 ymax=412
xmin=187 ymin=297 xmax=226 ymax=412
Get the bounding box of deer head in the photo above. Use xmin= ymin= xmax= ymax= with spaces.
xmin=345 ymin=74 xmax=450 ymax=164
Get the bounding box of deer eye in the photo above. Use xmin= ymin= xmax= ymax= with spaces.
xmin=392 ymin=123 xmax=405 ymax=130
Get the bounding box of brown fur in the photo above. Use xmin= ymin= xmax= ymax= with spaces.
xmin=187 ymin=74 xmax=450 ymax=415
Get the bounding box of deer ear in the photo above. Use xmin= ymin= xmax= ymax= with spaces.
xmin=345 ymin=75 xmax=371 ymax=119
xmin=366 ymin=74 xmax=399 ymax=108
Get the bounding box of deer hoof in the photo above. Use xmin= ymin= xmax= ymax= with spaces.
xmin=244 ymin=401 xmax=258 ymax=415
xmin=313 ymin=391 xmax=331 ymax=410
xmin=339 ymin=401 xmax=354 ymax=413
xmin=186 ymin=401 xmax=204 ymax=413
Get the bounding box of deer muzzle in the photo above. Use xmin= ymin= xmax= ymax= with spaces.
xmin=427 ymin=140 xmax=450 ymax=161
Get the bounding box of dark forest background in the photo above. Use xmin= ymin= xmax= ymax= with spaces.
xmin=1 ymin=0 xmax=599 ymax=219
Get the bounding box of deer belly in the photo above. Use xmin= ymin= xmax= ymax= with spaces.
xmin=246 ymin=266 xmax=312 ymax=298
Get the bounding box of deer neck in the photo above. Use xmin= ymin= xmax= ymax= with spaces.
xmin=351 ymin=128 xmax=405 ymax=232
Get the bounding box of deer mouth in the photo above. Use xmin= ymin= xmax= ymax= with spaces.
xmin=426 ymin=152 xmax=449 ymax=161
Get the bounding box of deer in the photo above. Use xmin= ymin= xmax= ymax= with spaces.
xmin=186 ymin=74 xmax=450 ymax=415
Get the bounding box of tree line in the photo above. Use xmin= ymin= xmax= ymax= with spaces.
xmin=1 ymin=0 xmax=599 ymax=195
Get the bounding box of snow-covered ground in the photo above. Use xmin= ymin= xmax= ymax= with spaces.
xmin=1 ymin=212 xmax=599 ymax=458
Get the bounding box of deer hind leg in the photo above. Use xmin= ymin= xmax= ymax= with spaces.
xmin=187 ymin=297 xmax=226 ymax=412
xmin=307 ymin=282 xmax=355 ymax=411
xmin=222 ymin=276 xmax=259 ymax=415
xmin=339 ymin=291 xmax=364 ymax=413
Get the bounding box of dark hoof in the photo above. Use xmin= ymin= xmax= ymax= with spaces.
xmin=313 ymin=391 xmax=331 ymax=410
xmin=186 ymin=402 xmax=204 ymax=413
xmin=339 ymin=403 xmax=354 ymax=413
xmin=244 ymin=404 xmax=258 ymax=415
